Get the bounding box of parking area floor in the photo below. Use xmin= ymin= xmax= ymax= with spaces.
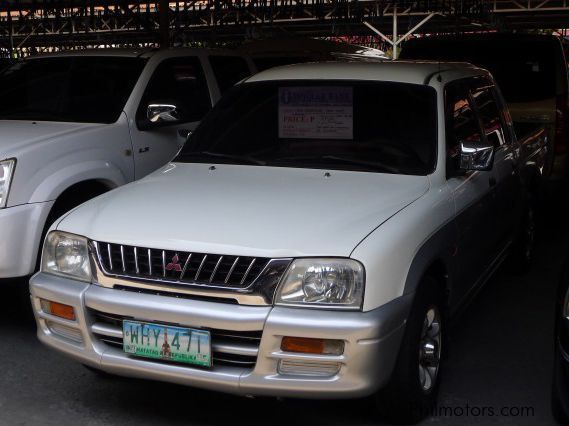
xmin=0 ymin=182 xmax=566 ymax=426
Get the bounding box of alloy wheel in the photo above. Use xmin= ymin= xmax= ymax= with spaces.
xmin=418 ymin=306 xmax=442 ymax=393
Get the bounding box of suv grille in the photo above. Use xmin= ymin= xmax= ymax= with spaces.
xmin=89 ymin=309 xmax=261 ymax=369
xmin=95 ymin=241 xmax=271 ymax=288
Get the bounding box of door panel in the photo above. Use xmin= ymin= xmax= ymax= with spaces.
xmin=471 ymin=81 xmax=522 ymax=248
xmin=448 ymin=171 xmax=498 ymax=307
xmin=445 ymin=79 xmax=500 ymax=307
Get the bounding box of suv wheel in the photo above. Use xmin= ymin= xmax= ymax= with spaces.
xmin=374 ymin=276 xmax=445 ymax=424
xmin=509 ymin=204 xmax=536 ymax=273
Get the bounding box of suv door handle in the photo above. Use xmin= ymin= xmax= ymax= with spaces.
xmin=178 ymin=129 xmax=192 ymax=139
xmin=139 ymin=147 xmax=150 ymax=153
xmin=489 ymin=177 xmax=497 ymax=187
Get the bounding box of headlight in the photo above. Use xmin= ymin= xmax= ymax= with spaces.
xmin=0 ymin=158 xmax=16 ymax=208
xmin=275 ymin=258 xmax=365 ymax=310
xmin=42 ymin=231 xmax=92 ymax=282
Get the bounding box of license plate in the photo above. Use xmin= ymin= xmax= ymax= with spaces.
xmin=122 ymin=320 xmax=211 ymax=367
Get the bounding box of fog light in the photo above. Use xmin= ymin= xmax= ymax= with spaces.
xmin=40 ymin=299 xmax=76 ymax=321
xmin=281 ymin=336 xmax=344 ymax=355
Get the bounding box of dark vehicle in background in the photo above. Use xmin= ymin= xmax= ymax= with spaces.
xmin=401 ymin=33 xmax=569 ymax=179
xmin=553 ymin=261 xmax=569 ymax=424
xmin=238 ymin=37 xmax=387 ymax=71
xmin=0 ymin=58 xmax=14 ymax=72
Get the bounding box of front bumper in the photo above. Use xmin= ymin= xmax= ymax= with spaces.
xmin=30 ymin=272 xmax=412 ymax=399
xmin=0 ymin=201 xmax=54 ymax=278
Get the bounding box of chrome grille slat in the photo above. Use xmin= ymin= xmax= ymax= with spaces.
xmin=209 ymin=256 xmax=223 ymax=283
xmin=195 ymin=254 xmax=208 ymax=281
xmin=120 ymin=245 xmax=125 ymax=272
xmin=107 ymin=243 xmax=113 ymax=270
xmin=179 ymin=253 xmax=192 ymax=281
xmin=134 ymin=247 xmax=139 ymax=275
xmin=95 ymin=242 xmax=274 ymax=290
xmin=225 ymin=257 xmax=239 ymax=284
xmin=240 ymin=258 xmax=256 ymax=285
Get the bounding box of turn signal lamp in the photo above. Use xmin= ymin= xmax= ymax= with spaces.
xmin=281 ymin=336 xmax=344 ymax=355
xmin=40 ymin=299 xmax=76 ymax=321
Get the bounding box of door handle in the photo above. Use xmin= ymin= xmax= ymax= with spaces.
xmin=489 ymin=177 xmax=497 ymax=187
xmin=178 ymin=128 xmax=192 ymax=139
xmin=139 ymin=147 xmax=150 ymax=153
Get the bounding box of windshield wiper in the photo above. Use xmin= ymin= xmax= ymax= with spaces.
xmin=178 ymin=151 xmax=266 ymax=166
xmin=272 ymin=155 xmax=400 ymax=173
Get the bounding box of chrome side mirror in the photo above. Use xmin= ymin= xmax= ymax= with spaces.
xmin=147 ymin=103 xmax=180 ymax=124
xmin=459 ymin=140 xmax=495 ymax=171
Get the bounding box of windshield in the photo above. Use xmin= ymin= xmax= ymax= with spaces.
xmin=0 ymin=56 xmax=146 ymax=123
xmin=177 ymin=80 xmax=437 ymax=175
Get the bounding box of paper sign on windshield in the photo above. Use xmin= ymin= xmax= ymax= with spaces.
xmin=278 ymin=87 xmax=353 ymax=140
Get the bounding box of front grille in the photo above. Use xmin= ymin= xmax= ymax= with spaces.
xmin=95 ymin=241 xmax=271 ymax=289
xmin=89 ymin=309 xmax=261 ymax=369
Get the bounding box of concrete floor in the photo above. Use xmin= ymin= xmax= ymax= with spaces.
xmin=0 ymin=184 xmax=565 ymax=426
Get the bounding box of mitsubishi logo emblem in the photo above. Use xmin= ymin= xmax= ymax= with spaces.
xmin=166 ymin=254 xmax=182 ymax=272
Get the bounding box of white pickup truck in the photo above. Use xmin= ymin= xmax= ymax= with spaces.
xmin=30 ymin=61 xmax=546 ymax=423
xmin=0 ymin=48 xmax=255 ymax=278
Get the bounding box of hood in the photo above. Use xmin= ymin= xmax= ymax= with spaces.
xmin=59 ymin=163 xmax=430 ymax=258
xmin=0 ymin=120 xmax=100 ymax=158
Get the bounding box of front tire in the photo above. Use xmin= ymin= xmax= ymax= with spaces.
xmin=374 ymin=276 xmax=445 ymax=424
xmin=552 ymin=346 xmax=569 ymax=425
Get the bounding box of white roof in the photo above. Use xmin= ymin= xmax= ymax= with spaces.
xmin=246 ymin=60 xmax=489 ymax=86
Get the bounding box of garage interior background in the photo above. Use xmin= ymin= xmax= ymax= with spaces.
xmin=0 ymin=0 xmax=568 ymax=58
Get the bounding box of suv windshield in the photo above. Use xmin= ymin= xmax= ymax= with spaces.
xmin=0 ymin=56 xmax=146 ymax=123
xmin=177 ymin=80 xmax=437 ymax=175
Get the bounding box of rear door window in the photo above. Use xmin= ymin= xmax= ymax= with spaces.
xmin=445 ymin=80 xmax=483 ymax=163
xmin=209 ymin=56 xmax=252 ymax=94
xmin=470 ymin=81 xmax=508 ymax=148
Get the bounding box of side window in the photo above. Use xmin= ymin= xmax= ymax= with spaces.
xmin=445 ymin=81 xmax=483 ymax=165
xmin=209 ymin=56 xmax=251 ymax=95
xmin=138 ymin=56 xmax=212 ymax=125
xmin=470 ymin=82 xmax=508 ymax=148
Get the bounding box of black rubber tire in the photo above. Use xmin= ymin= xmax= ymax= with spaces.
xmin=374 ymin=276 xmax=445 ymax=425
xmin=508 ymin=203 xmax=536 ymax=275
xmin=552 ymin=346 xmax=569 ymax=425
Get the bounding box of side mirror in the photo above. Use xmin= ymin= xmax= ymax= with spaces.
xmin=147 ymin=103 xmax=180 ymax=125
xmin=459 ymin=140 xmax=495 ymax=171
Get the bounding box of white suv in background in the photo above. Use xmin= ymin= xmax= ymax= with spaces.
xmin=0 ymin=48 xmax=255 ymax=278
xmin=30 ymin=61 xmax=545 ymax=423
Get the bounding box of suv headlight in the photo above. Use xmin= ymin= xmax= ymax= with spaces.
xmin=275 ymin=258 xmax=364 ymax=310
xmin=42 ymin=231 xmax=92 ymax=282
xmin=0 ymin=158 xmax=16 ymax=208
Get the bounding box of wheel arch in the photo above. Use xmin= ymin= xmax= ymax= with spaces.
xmin=403 ymin=223 xmax=456 ymax=314
xmin=34 ymin=178 xmax=118 ymax=270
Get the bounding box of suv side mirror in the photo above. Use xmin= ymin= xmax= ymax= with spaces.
xmin=459 ymin=140 xmax=495 ymax=171
xmin=147 ymin=103 xmax=180 ymax=125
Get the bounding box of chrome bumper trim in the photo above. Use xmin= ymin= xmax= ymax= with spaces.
xmin=31 ymin=272 xmax=412 ymax=398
